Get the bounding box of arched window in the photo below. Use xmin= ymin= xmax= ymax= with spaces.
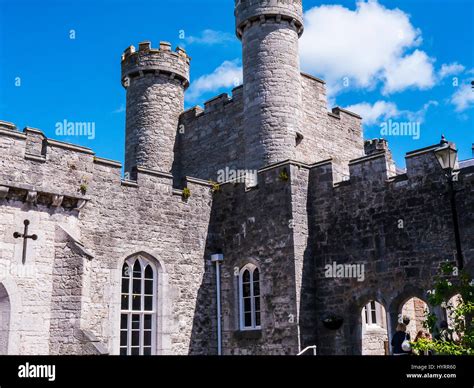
xmin=0 ymin=283 xmax=10 ymax=355
xmin=120 ymin=256 xmax=156 ymax=355
xmin=239 ymin=264 xmax=261 ymax=330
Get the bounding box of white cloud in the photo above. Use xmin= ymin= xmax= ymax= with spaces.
xmin=185 ymin=29 xmax=234 ymax=45
xmin=186 ymin=59 xmax=243 ymax=102
xmin=450 ymin=84 xmax=474 ymax=112
xmin=345 ymin=101 xmax=399 ymax=125
xmin=382 ymin=50 xmax=435 ymax=94
xmin=346 ymin=99 xmax=438 ymax=126
xmin=300 ymin=1 xmax=436 ymax=95
xmin=438 ymin=62 xmax=465 ymax=79
xmin=404 ymin=100 xmax=438 ymax=122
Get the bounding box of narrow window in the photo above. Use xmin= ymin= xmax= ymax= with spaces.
xmin=239 ymin=264 xmax=261 ymax=330
xmin=120 ymin=257 xmax=156 ymax=355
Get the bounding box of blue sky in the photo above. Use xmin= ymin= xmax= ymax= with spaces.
xmin=0 ymin=0 xmax=473 ymax=167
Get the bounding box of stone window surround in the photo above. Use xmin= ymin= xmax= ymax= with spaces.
xmin=120 ymin=256 xmax=157 ymax=356
xmin=238 ymin=263 xmax=261 ymax=331
xmin=110 ymin=252 xmax=170 ymax=355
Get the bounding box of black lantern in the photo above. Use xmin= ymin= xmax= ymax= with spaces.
xmin=434 ymin=135 xmax=464 ymax=270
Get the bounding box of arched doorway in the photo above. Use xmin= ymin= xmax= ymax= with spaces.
xmin=361 ymin=300 xmax=389 ymax=355
xmin=0 ymin=283 xmax=11 ymax=355
xmin=401 ymin=297 xmax=430 ymax=340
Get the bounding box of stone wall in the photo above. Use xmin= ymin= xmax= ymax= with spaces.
xmin=308 ymin=146 xmax=474 ymax=354
xmin=206 ymin=166 xmax=300 ymax=355
xmin=0 ymin=123 xmax=215 ymax=355
xmin=177 ymin=88 xmax=245 ymax=182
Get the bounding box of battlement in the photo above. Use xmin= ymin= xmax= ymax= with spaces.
xmin=180 ymin=85 xmax=244 ymax=121
xmin=235 ymin=0 xmax=304 ymax=38
xmin=0 ymin=120 xmax=216 ymax=201
xmin=121 ymin=41 xmax=190 ymax=89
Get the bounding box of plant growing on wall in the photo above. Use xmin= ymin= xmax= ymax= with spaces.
xmin=79 ymin=177 xmax=88 ymax=195
xmin=279 ymin=168 xmax=289 ymax=182
xmin=182 ymin=187 xmax=191 ymax=200
xmin=209 ymin=180 xmax=221 ymax=194
xmin=411 ymin=262 xmax=474 ymax=355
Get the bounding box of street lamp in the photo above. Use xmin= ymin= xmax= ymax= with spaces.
xmin=434 ymin=135 xmax=464 ymax=270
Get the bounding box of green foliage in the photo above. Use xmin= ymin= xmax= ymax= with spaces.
xmin=79 ymin=178 xmax=88 ymax=195
xmin=209 ymin=180 xmax=221 ymax=194
xmin=411 ymin=262 xmax=474 ymax=355
xmin=182 ymin=187 xmax=191 ymax=200
xmin=279 ymin=168 xmax=289 ymax=182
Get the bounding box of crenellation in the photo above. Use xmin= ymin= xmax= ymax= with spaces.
xmin=1 ymin=0 xmax=472 ymax=358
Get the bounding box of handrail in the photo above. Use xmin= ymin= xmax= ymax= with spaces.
xmin=297 ymin=345 xmax=317 ymax=356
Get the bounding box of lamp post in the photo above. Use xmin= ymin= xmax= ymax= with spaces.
xmin=434 ymin=135 xmax=464 ymax=270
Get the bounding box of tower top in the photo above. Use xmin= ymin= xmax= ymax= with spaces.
xmin=121 ymin=41 xmax=191 ymax=89
xmin=234 ymin=0 xmax=304 ymax=39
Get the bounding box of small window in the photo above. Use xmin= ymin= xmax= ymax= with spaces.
xmin=239 ymin=264 xmax=261 ymax=330
xmin=362 ymin=300 xmax=386 ymax=328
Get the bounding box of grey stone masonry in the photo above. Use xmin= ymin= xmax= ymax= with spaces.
xmin=122 ymin=42 xmax=190 ymax=177
xmin=238 ymin=0 xmax=304 ymax=171
xmin=0 ymin=0 xmax=472 ymax=357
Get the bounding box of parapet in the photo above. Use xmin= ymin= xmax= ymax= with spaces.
xmin=235 ymin=0 xmax=304 ymax=38
xmin=364 ymin=139 xmax=389 ymax=155
xmin=180 ymin=85 xmax=243 ymax=121
xmin=121 ymin=41 xmax=190 ymax=89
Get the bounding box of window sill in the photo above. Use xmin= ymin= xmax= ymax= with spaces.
xmin=233 ymin=329 xmax=262 ymax=340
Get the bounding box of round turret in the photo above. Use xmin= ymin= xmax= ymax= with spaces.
xmin=121 ymin=41 xmax=190 ymax=176
xmin=235 ymin=0 xmax=304 ymax=170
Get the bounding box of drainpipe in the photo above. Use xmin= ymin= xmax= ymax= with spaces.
xmin=211 ymin=253 xmax=224 ymax=355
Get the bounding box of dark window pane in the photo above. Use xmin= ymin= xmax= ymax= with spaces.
xmin=131 ymin=314 xmax=140 ymax=329
xmin=145 ymin=265 xmax=153 ymax=279
xmin=131 ymin=347 xmax=139 ymax=356
xmin=144 ymin=331 xmax=151 ymax=346
xmin=121 ymin=278 xmax=129 ymax=294
xmin=120 ymin=347 xmax=127 ymax=356
xmin=244 ymin=312 xmax=252 ymax=327
xmin=133 ymin=279 xmax=141 ymax=294
xmin=144 ymin=315 xmax=152 ymax=330
xmin=253 ymin=268 xmax=259 ymax=282
xmin=145 ymin=279 xmax=153 ymax=295
xmin=145 ymin=296 xmax=153 ymax=311
xmin=255 ymin=311 xmax=261 ymax=326
xmin=244 ymin=298 xmax=251 ymax=312
xmin=121 ymin=295 xmax=128 ymax=310
xmin=144 ymin=347 xmax=151 ymax=356
xmin=364 ymin=306 xmax=368 ymax=323
xmin=120 ymin=330 xmax=128 ymax=346
xmin=121 ymin=314 xmax=128 ymax=329
xmin=242 ymin=269 xmax=250 ymax=283
xmin=255 ymin=297 xmax=260 ymax=312
xmin=132 ymin=331 xmax=139 ymax=346
xmin=122 ymin=263 xmax=129 ymax=277
xmin=132 ymin=295 xmax=141 ymax=310
xmin=243 ymin=283 xmax=251 ymax=297
xmin=253 ymin=281 xmax=260 ymax=296
xmin=133 ymin=260 xmax=141 ymax=277
xmin=371 ymin=308 xmax=377 ymax=324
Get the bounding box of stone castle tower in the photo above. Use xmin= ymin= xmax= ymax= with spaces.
xmin=121 ymin=42 xmax=190 ymax=177
xmin=0 ymin=0 xmax=472 ymax=356
xmin=236 ymin=0 xmax=304 ymax=170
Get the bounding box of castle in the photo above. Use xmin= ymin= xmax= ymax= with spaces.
xmin=0 ymin=0 xmax=472 ymax=355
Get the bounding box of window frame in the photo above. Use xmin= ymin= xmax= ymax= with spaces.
xmin=238 ymin=263 xmax=261 ymax=331
xmin=120 ymin=256 xmax=157 ymax=356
